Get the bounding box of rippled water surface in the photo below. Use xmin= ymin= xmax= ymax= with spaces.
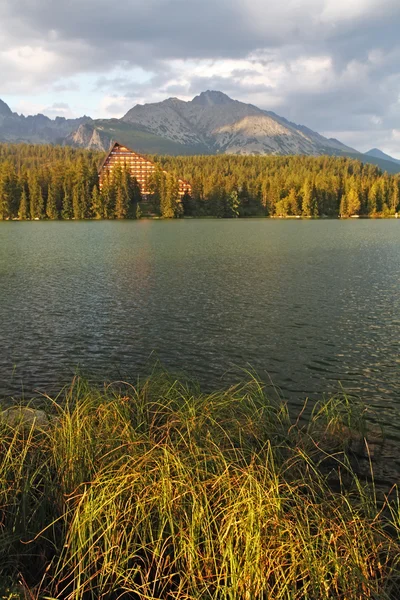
xmin=1 ymin=220 xmax=400 ymax=434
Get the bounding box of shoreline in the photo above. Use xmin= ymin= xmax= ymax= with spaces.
xmin=2 ymin=213 xmax=400 ymax=222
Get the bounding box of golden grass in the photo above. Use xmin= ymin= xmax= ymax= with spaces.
xmin=0 ymin=372 xmax=399 ymax=599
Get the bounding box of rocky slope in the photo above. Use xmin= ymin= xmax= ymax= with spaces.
xmin=64 ymin=122 xmax=113 ymax=151
xmin=0 ymin=99 xmax=91 ymax=145
xmin=0 ymin=99 xmax=13 ymax=117
xmin=121 ymin=91 xmax=356 ymax=156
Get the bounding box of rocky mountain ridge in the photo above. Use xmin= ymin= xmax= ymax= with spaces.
xmin=0 ymin=93 xmax=399 ymax=173
xmin=365 ymin=148 xmax=400 ymax=165
xmin=121 ymin=91 xmax=355 ymax=156
xmin=0 ymin=100 xmax=91 ymax=144
xmin=0 ymin=99 xmax=13 ymax=117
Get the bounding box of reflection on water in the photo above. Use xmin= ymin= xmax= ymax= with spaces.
xmin=1 ymin=219 xmax=400 ymax=437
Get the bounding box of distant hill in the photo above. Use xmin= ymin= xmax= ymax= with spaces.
xmin=365 ymin=148 xmax=400 ymax=165
xmin=1 ymin=92 xmax=400 ymax=174
xmin=0 ymin=98 xmax=91 ymax=145
xmin=342 ymin=152 xmax=400 ymax=175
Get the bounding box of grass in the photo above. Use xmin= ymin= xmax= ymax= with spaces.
xmin=0 ymin=371 xmax=399 ymax=599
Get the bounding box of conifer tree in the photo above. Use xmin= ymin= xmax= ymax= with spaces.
xmin=161 ymin=173 xmax=179 ymax=218
xmin=115 ymin=187 xmax=128 ymax=219
xmin=226 ymin=189 xmax=240 ymax=217
xmin=287 ymin=188 xmax=299 ymax=215
xmin=368 ymin=182 xmax=380 ymax=215
xmin=62 ymin=187 xmax=72 ymax=220
xmin=390 ymin=182 xmax=399 ymax=214
xmin=339 ymin=193 xmax=348 ymax=217
xmin=181 ymin=191 xmax=193 ymax=216
xmin=72 ymin=184 xmax=88 ymax=219
xmin=29 ymin=176 xmax=45 ymax=220
xmin=347 ymin=186 xmax=361 ymax=216
xmin=0 ymin=161 xmax=19 ymax=219
xmin=148 ymin=167 xmax=164 ymax=215
xmin=301 ymin=180 xmax=314 ymax=216
xmin=46 ymin=184 xmax=59 ymax=219
xmin=128 ymin=177 xmax=142 ymax=218
xmin=18 ymin=188 xmax=29 ymax=220
xmin=90 ymin=185 xmax=103 ymax=219
xmin=100 ymin=175 xmax=115 ymax=218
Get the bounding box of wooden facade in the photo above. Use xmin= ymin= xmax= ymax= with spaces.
xmin=98 ymin=142 xmax=192 ymax=198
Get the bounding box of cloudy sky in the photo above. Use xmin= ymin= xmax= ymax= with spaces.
xmin=1 ymin=0 xmax=400 ymax=156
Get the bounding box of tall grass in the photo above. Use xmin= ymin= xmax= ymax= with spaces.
xmin=0 ymin=372 xmax=399 ymax=599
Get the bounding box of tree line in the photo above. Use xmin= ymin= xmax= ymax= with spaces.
xmin=154 ymin=154 xmax=400 ymax=218
xmin=0 ymin=143 xmax=399 ymax=220
xmin=0 ymin=144 xmax=142 ymax=221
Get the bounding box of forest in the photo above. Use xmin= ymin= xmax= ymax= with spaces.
xmin=0 ymin=142 xmax=399 ymax=219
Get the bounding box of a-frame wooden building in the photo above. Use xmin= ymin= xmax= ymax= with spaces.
xmin=98 ymin=142 xmax=192 ymax=198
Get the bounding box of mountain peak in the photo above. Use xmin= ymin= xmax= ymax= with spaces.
xmin=191 ymin=90 xmax=234 ymax=107
xmin=365 ymin=148 xmax=400 ymax=165
xmin=0 ymin=99 xmax=12 ymax=117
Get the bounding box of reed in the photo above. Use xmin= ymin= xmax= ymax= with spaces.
xmin=0 ymin=372 xmax=399 ymax=599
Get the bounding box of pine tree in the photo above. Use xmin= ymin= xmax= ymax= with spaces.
xmin=225 ymin=189 xmax=240 ymax=217
xmin=301 ymin=180 xmax=313 ymax=216
xmin=18 ymin=188 xmax=29 ymax=220
xmin=347 ymin=186 xmax=361 ymax=216
xmin=339 ymin=193 xmax=348 ymax=217
xmin=368 ymin=182 xmax=381 ymax=215
xmin=29 ymin=175 xmax=45 ymax=220
xmin=287 ymin=188 xmax=299 ymax=215
xmin=181 ymin=191 xmax=193 ymax=216
xmin=62 ymin=188 xmax=72 ymax=220
xmin=72 ymin=185 xmax=88 ymax=219
xmin=161 ymin=173 xmax=178 ymax=218
xmin=90 ymin=185 xmax=103 ymax=219
xmin=390 ymin=181 xmax=400 ymax=214
xmin=115 ymin=186 xmax=128 ymax=219
xmin=74 ymin=157 xmax=90 ymax=217
xmin=0 ymin=161 xmax=19 ymax=220
xmin=100 ymin=176 xmax=115 ymax=218
xmin=148 ymin=167 xmax=164 ymax=215
xmin=46 ymin=184 xmax=59 ymax=219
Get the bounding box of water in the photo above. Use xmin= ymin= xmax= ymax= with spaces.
xmin=1 ymin=219 xmax=400 ymax=436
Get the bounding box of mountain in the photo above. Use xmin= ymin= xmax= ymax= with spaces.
xmin=65 ymin=122 xmax=112 ymax=151
xmin=1 ymin=92 xmax=400 ymax=174
xmin=0 ymin=100 xmax=91 ymax=145
xmin=364 ymin=148 xmax=400 ymax=165
xmin=0 ymin=99 xmax=12 ymax=117
xmin=121 ymin=90 xmax=358 ymax=156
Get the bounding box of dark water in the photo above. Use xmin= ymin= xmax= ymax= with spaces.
xmin=1 ymin=219 xmax=400 ymax=435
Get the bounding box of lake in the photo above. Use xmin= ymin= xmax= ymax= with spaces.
xmin=1 ymin=219 xmax=400 ymax=436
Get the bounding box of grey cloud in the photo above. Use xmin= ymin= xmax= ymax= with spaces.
xmin=2 ymin=0 xmax=399 ymax=65
xmin=0 ymin=0 xmax=400 ymax=151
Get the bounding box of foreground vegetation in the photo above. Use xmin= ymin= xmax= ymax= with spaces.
xmin=1 ymin=143 xmax=400 ymax=220
xmin=1 ymin=373 xmax=400 ymax=599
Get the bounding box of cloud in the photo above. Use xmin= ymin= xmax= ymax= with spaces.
xmin=0 ymin=0 xmax=399 ymax=151
xmin=13 ymin=99 xmax=75 ymax=118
